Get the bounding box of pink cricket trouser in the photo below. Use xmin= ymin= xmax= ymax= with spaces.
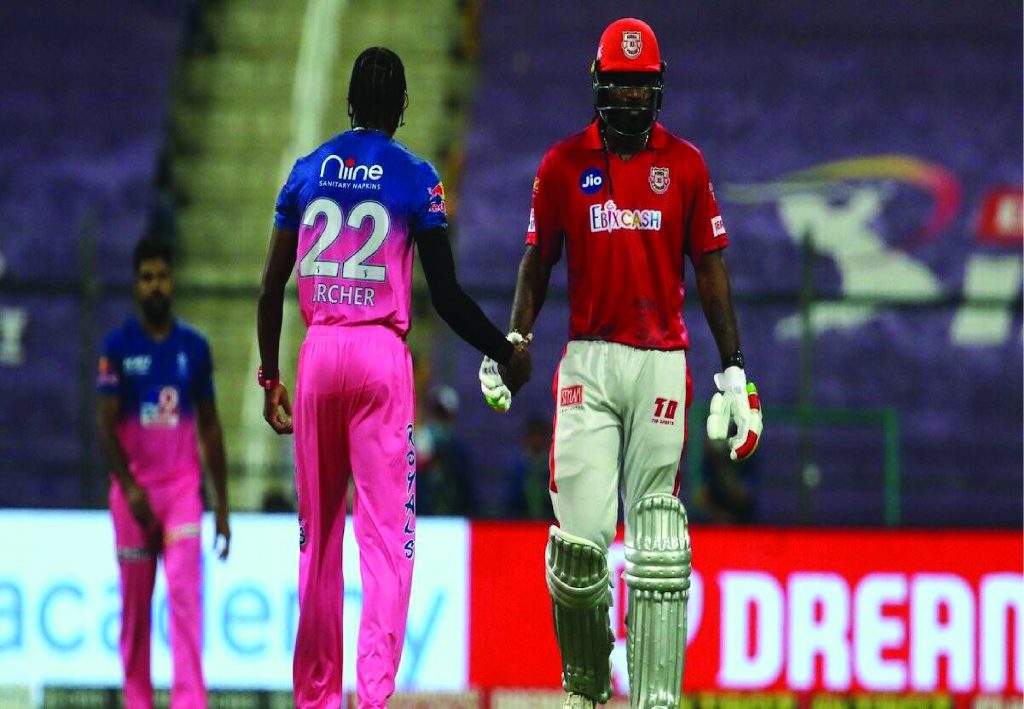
xmin=110 ymin=473 xmax=204 ymax=709
xmin=292 ymin=324 xmax=416 ymax=709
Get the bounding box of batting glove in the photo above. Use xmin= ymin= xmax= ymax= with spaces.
xmin=479 ymin=331 xmax=526 ymax=413
xmin=706 ymin=366 xmax=763 ymax=461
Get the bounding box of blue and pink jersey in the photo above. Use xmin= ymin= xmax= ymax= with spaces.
xmin=274 ymin=129 xmax=448 ymax=336
xmin=97 ymin=318 xmax=214 ymax=485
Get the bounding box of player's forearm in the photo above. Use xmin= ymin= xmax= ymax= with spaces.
xmin=695 ymin=250 xmax=742 ymax=366
xmin=257 ymin=226 xmax=298 ymax=378
xmin=431 ymin=287 xmax=514 ymax=364
xmin=509 ymin=246 xmax=551 ymax=336
xmin=97 ymin=413 xmax=136 ymax=490
xmin=699 ymin=285 xmax=741 ymax=363
xmin=415 ymin=226 xmax=514 ymax=364
xmin=257 ymin=289 xmax=284 ymax=377
xmin=200 ymin=420 xmax=229 ymax=513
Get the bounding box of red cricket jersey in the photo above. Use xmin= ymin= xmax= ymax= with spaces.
xmin=526 ymin=121 xmax=729 ymax=350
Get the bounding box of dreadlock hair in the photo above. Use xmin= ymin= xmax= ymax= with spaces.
xmin=347 ymin=47 xmax=408 ymax=133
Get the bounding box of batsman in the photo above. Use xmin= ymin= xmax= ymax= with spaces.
xmin=479 ymin=18 xmax=763 ymax=708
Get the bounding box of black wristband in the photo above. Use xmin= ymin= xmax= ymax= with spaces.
xmin=722 ymin=350 xmax=745 ymax=370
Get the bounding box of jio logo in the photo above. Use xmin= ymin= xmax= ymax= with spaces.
xmin=580 ymin=168 xmax=604 ymax=194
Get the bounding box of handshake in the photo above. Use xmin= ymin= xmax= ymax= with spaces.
xmin=478 ymin=331 xmax=533 ymax=413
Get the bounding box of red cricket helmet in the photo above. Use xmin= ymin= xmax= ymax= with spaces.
xmin=594 ymin=17 xmax=663 ymax=73
xmin=592 ymin=18 xmax=665 ymax=138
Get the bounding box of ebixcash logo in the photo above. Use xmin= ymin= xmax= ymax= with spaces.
xmin=589 ymin=200 xmax=663 ymax=233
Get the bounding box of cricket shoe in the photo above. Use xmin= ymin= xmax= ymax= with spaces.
xmin=563 ymin=693 xmax=596 ymax=709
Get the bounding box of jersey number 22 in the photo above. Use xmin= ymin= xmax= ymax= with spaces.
xmin=299 ymin=198 xmax=390 ymax=282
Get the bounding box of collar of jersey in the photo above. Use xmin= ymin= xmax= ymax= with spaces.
xmin=583 ymin=120 xmax=667 ymax=151
xmin=128 ymin=315 xmax=179 ymax=344
xmin=349 ymin=127 xmax=389 ymax=138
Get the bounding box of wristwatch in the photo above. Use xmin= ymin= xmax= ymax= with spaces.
xmin=256 ymin=366 xmax=280 ymax=390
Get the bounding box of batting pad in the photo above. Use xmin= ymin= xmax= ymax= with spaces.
xmin=545 ymin=526 xmax=614 ymax=703
xmin=624 ymin=494 xmax=691 ymax=709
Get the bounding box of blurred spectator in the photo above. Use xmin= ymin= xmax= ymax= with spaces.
xmin=415 ymin=386 xmax=478 ymax=516
xmin=694 ymin=438 xmax=758 ymax=524
xmin=505 ymin=415 xmax=554 ymax=520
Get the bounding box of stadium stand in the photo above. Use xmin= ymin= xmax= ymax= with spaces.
xmin=0 ymin=0 xmax=189 ymax=507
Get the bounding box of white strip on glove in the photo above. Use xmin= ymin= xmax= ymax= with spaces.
xmin=479 ymin=331 xmax=526 ymax=413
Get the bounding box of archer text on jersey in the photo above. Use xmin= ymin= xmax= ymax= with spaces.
xmin=312 ymin=284 xmax=376 ymax=306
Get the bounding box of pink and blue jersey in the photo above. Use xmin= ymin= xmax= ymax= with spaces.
xmin=276 ymin=129 xmax=446 ymax=706
xmin=97 ymin=318 xmax=214 ymax=485
xmin=274 ymin=129 xmax=448 ymax=336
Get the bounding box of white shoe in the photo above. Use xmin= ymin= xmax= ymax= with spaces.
xmin=563 ymin=692 xmax=596 ymax=709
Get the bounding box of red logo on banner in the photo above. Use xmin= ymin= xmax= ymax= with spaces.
xmin=976 ymin=187 xmax=1023 ymax=246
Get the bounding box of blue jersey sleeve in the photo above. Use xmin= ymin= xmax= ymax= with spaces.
xmin=97 ymin=330 xmax=122 ymax=396
xmin=191 ymin=336 xmax=216 ymax=403
xmin=410 ymin=161 xmax=448 ymax=233
xmin=274 ymin=161 xmax=303 ymax=231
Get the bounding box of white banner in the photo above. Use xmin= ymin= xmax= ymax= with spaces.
xmin=0 ymin=511 xmax=468 ymax=690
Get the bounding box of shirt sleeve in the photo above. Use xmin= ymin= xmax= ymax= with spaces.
xmin=524 ymin=150 xmax=563 ymax=266
xmin=96 ymin=331 xmax=122 ymax=396
xmin=410 ymin=161 xmax=449 ymax=233
xmin=686 ymin=153 xmax=729 ymax=267
xmin=191 ymin=336 xmax=216 ymax=403
xmin=274 ymin=160 xmax=303 ymax=232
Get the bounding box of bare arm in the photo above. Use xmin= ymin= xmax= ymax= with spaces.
xmin=197 ymin=400 xmax=228 ymax=512
xmin=97 ymin=395 xmax=135 ymax=492
xmin=257 ymin=225 xmax=298 ymax=379
xmin=509 ymin=244 xmax=553 ymax=336
xmin=257 ymin=225 xmax=297 ymax=434
xmin=198 ymin=399 xmax=230 ymax=559
xmin=694 ymin=249 xmax=742 ymax=367
xmin=696 ymin=249 xmax=763 ymax=460
xmin=97 ymin=395 xmax=156 ymax=531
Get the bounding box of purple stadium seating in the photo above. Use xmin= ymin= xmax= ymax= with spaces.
xmin=0 ymin=1 xmax=187 ymax=506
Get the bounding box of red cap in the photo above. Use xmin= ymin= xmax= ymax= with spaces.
xmin=595 ymin=18 xmax=661 ymax=73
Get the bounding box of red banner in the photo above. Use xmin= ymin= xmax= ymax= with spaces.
xmin=469 ymin=524 xmax=1023 ymax=696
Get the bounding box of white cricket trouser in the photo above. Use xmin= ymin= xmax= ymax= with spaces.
xmin=549 ymin=340 xmax=690 ymax=548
